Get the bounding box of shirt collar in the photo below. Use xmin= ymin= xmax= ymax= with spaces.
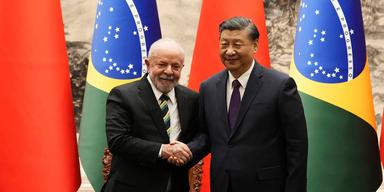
xmin=147 ymin=75 xmax=176 ymax=103
xmin=228 ymin=60 xmax=255 ymax=88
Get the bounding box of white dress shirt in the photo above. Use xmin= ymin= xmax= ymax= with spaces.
xmin=147 ymin=76 xmax=181 ymax=156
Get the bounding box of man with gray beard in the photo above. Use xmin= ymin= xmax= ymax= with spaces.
xmin=102 ymin=38 xmax=197 ymax=192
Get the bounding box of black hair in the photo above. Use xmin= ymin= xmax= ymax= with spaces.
xmin=219 ymin=16 xmax=260 ymax=41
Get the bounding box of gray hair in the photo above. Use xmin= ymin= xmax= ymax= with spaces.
xmin=147 ymin=38 xmax=185 ymax=59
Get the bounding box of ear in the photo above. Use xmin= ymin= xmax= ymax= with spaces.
xmin=253 ymin=41 xmax=259 ymax=53
xmin=144 ymin=59 xmax=150 ymax=72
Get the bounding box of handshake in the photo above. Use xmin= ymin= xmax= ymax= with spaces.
xmin=161 ymin=141 xmax=192 ymax=166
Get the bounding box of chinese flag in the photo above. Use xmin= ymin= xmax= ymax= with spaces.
xmin=188 ymin=0 xmax=270 ymax=191
xmin=0 ymin=1 xmax=80 ymax=191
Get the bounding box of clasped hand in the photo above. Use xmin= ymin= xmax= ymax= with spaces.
xmin=161 ymin=141 xmax=192 ymax=166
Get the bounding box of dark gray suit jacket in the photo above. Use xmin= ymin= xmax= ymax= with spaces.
xmin=189 ymin=62 xmax=308 ymax=192
xmin=103 ymin=76 xmax=199 ymax=192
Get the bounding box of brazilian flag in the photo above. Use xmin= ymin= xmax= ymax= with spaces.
xmin=78 ymin=0 xmax=161 ymax=191
xmin=290 ymin=0 xmax=382 ymax=191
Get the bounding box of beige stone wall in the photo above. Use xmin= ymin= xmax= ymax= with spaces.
xmin=61 ymin=0 xmax=383 ymax=130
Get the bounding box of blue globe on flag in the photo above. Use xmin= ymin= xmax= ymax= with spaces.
xmin=293 ymin=0 xmax=366 ymax=83
xmin=91 ymin=0 xmax=161 ymax=80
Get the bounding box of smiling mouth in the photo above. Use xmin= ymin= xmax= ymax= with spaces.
xmin=159 ymin=77 xmax=174 ymax=82
xmin=225 ymin=59 xmax=238 ymax=63
xmin=226 ymin=57 xmax=235 ymax=59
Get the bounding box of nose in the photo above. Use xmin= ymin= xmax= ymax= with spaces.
xmin=164 ymin=64 xmax=173 ymax=75
xmin=226 ymin=46 xmax=236 ymax=56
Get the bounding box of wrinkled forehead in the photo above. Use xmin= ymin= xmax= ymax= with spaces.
xmin=149 ymin=47 xmax=184 ymax=61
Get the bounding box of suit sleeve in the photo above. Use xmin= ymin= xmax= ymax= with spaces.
xmin=278 ymin=77 xmax=308 ymax=192
xmin=106 ymin=88 xmax=162 ymax=168
xmin=186 ymin=82 xmax=210 ymax=167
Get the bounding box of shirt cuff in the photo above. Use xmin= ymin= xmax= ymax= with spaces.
xmin=158 ymin=144 xmax=163 ymax=158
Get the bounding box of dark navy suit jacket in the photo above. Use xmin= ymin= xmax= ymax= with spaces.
xmin=189 ymin=62 xmax=308 ymax=192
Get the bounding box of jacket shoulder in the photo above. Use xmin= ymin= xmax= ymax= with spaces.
xmin=111 ymin=79 xmax=142 ymax=92
xmin=176 ymin=84 xmax=198 ymax=98
xmin=262 ymin=67 xmax=290 ymax=82
xmin=201 ymin=70 xmax=227 ymax=87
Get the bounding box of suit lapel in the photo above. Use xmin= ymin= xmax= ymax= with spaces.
xmin=138 ymin=77 xmax=169 ymax=141
xmin=215 ymin=71 xmax=231 ymax=137
xmin=175 ymin=86 xmax=189 ymax=141
xmin=229 ymin=63 xmax=264 ymax=139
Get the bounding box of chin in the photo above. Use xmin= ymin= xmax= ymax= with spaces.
xmin=159 ymin=84 xmax=175 ymax=93
xmin=225 ymin=63 xmax=239 ymax=71
xmin=224 ymin=60 xmax=239 ymax=66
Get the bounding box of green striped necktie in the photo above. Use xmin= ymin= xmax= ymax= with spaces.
xmin=160 ymin=94 xmax=170 ymax=134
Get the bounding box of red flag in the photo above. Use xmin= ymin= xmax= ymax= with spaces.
xmin=0 ymin=1 xmax=80 ymax=191
xmin=188 ymin=1 xmax=270 ymax=191
xmin=381 ymin=110 xmax=384 ymax=166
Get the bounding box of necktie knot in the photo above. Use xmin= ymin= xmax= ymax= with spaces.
xmin=160 ymin=94 xmax=170 ymax=102
xmin=232 ymin=79 xmax=241 ymax=89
